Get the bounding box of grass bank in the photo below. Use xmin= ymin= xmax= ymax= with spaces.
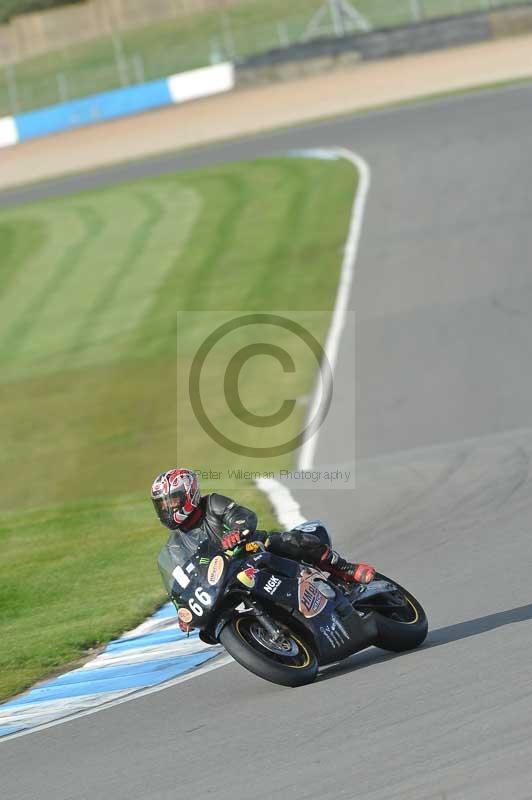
xmin=0 ymin=154 xmax=357 ymax=700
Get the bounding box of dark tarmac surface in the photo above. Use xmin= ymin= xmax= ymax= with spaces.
xmin=2 ymin=84 xmax=532 ymax=799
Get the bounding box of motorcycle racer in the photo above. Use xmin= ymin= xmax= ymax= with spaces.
xmin=151 ymin=468 xmax=376 ymax=629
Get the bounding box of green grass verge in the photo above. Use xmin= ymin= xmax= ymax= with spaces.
xmin=0 ymin=0 xmax=520 ymax=116
xmin=0 ymin=154 xmax=357 ymax=701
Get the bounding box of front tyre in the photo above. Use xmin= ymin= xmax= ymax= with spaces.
xmin=220 ymin=614 xmax=318 ymax=687
xmin=371 ymin=573 xmax=428 ymax=652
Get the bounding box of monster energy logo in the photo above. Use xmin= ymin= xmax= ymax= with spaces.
xmin=199 ymin=557 xmax=210 ymax=565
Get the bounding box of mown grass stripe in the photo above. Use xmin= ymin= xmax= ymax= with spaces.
xmin=96 ymin=183 xmax=201 ymax=363
xmin=129 ymin=172 xmax=250 ymax=362
xmin=0 ymin=205 xmax=88 ymax=346
xmin=0 ymin=217 xmax=47 ymax=301
xmin=0 ymin=204 xmax=105 ymax=369
xmin=30 ymin=191 xmax=155 ymax=373
xmin=243 ymin=158 xmax=309 ymax=308
xmin=66 ymin=190 xmax=164 ymax=362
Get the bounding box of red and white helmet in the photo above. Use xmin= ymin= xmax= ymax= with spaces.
xmin=151 ymin=468 xmax=201 ymax=531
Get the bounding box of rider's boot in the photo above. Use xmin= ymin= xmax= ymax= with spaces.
xmin=319 ymin=548 xmax=376 ymax=584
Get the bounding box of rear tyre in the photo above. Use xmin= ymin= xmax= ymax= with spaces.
xmin=220 ymin=614 xmax=318 ymax=687
xmin=371 ymin=573 xmax=428 ymax=652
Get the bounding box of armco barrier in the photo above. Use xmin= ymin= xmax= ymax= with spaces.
xmin=238 ymin=12 xmax=490 ymax=73
xmin=236 ymin=3 xmax=531 ymax=85
xmin=0 ymin=62 xmax=234 ymax=148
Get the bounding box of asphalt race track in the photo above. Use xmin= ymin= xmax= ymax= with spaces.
xmin=2 ymin=84 xmax=532 ymax=799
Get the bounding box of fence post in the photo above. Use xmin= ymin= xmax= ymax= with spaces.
xmin=328 ymin=0 xmax=345 ymax=37
xmin=56 ymin=72 xmax=69 ymax=103
xmin=409 ymin=0 xmax=423 ymax=22
xmin=4 ymin=63 xmax=19 ymax=115
xmin=276 ymin=20 xmax=290 ymax=48
xmin=132 ymin=53 xmax=146 ymax=84
xmin=111 ymin=31 xmax=129 ymax=86
xmin=210 ymin=37 xmax=224 ymax=64
xmin=220 ymin=13 xmax=237 ymax=59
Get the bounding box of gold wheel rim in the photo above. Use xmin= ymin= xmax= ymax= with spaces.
xmin=401 ymin=596 xmax=420 ymax=625
xmin=235 ymin=617 xmax=312 ymax=669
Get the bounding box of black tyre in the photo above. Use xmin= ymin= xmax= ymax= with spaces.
xmin=220 ymin=614 xmax=318 ymax=687
xmin=370 ymin=573 xmax=428 ymax=652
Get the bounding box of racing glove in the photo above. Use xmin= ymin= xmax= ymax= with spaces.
xmin=221 ymin=529 xmax=249 ymax=551
xmin=353 ymin=563 xmax=376 ymax=584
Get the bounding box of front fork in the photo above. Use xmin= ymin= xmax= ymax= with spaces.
xmin=214 ymin=598 xmax=283 ymax=643
xmin=245 ymin=598 xmax=283 ymax=641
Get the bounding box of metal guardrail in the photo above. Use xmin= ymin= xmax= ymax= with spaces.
xmin=236 ymin=2 xmax=532 ymax=83
xmin=238 ymin=12 xmax=491 ymax=70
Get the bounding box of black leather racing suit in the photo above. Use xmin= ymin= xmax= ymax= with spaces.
xmin=168 ymin=493 xmax=331 ymax=565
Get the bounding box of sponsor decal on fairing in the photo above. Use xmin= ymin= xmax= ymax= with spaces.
xmin=319 ymin=617 xmax=350 ymax=649
xmin=298 ymin=568 xmax=329 ymax=618
xmin=178 ymin=607 xmax=193 ymax=624
xmin=178 ymin=606 xmax=194 ymax=632
xmin=237 ymin=567 xmax=259 ymax=589
xmin=207 ymin=555 xmax=224 ymax=586
xmin=264 ymin=575 xmax=282 ymax=596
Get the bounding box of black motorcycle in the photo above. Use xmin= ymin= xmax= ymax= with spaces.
xmin=158 ymin=521 xmax=428 ymax=687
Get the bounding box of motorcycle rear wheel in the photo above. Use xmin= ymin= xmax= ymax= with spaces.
xmin=367 ymin=573 xmax=428 ymax=652
xmin=220 ymin=614 xmax=318 ymax=687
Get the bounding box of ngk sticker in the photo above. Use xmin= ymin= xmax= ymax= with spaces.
xmin=264 ymin=575 xmax=281 ymax=595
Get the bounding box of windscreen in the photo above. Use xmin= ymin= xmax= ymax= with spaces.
xmin=157 ymin=529 xmax=210 ymax=596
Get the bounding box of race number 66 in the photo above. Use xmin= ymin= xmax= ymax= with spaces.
xmin=189 ymin=587 xmax=211 ymax=616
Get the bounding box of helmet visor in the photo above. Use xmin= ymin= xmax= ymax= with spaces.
xmin=152 ymin=488 xmax=189 ymax=528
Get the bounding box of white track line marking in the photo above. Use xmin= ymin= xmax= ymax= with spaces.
xmin=257 ymin=148 xmax=370 ymax=538
xmin=298 ymin=148 xmax=370 ymax=471
xmin=1 ymin=147 xmax=369 ymax=744
xmin=254 ymin=477 xmax=305 ymax=530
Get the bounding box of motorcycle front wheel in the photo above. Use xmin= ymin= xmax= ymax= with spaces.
xmin=220 ymin=614 xmax=318 ymax=687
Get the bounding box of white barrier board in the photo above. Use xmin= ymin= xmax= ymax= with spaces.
xmin=0 ymin=116 xmax=18 ymax=148
xmin=168 ymin=62 xmax=234 ymax=105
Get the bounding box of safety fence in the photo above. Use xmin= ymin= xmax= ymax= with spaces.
xmin=2 ymin=1 xmax=532 ymax=149
xmin=1 ymin=0 xmax=530 ymax=118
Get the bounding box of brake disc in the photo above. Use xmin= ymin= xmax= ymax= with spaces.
xmin=249 ymin=623 xmax=299 ymax=657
